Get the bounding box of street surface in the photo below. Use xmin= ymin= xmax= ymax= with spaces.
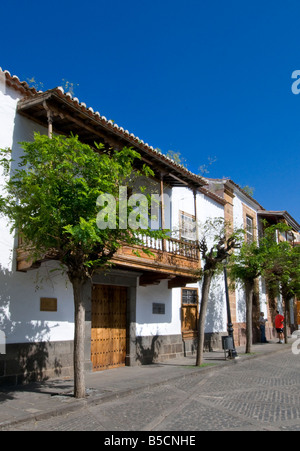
xmin=3 ymin=350 xmax=300 ymax=431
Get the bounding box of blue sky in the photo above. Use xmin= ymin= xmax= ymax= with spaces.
xmin=2 ymin=0 xmax=300 ymax=223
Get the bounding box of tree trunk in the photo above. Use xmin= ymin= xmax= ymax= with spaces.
xmin=196 ymin=272 xmax=213 ymax=366
xmin=245 ymin=280 xmax=254 ymax=354
xmin=71 ymin=277 xmax=89 ymax=399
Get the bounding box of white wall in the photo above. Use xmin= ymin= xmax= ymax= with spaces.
xmin=197 ymin=192 xmax=227 ymax=332
xmin=136 ymin=280 xmax=181 ymax=336
xmin=0 ymin=261 xmax=74 ymax=344
xmin=197 ymin=191 xmax=224 ymax=224
xmin=259 ymin=278 xmax=268 ymax=317
xmin=233 ymin=192 xmax=257 ymax=230
xmin=233 ymin=190 xmax=259 ymax=323
xmin=0 ymin=75 xmax=74 ymax=344
xmin=171 ymin=187 xmax=194 ymax=238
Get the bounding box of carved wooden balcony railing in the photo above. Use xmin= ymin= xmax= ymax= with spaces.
xmin=111 ymin=236 xmax=200 ymax=282
xmin=17 ymin=234 xmax=200 ymax=283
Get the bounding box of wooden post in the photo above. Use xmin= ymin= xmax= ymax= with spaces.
xmin=43 ymin=101 xmax=53 ymax=138
xmin=193 ymin=188 xmax=201 ymax=265
xmin=160 ymin=173 xmax=165 ymax=252
xmin=193 ymin=188 xmax=199 ymax=242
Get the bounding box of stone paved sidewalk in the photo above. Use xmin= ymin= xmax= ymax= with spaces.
xmin=0 ymin=340 xmax=295 ymax=429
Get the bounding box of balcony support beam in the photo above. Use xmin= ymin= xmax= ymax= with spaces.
xmin=43 ymin=101 xmax=53 ymax=138
xmin=160 ymin=172 xmax=166 ymax=252
xmin=193 ymin=188 xmax=199 ymax=243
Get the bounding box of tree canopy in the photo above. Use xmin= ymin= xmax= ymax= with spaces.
xmin=196 ymin=218 xmax=244 ymax=365
xmin=0 ymin=133 xmax=161 ymax=279
xmin=0 ymin=133 xmax=165 ymax=398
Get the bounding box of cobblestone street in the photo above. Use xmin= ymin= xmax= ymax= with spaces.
xmin=3 ymin=348 xmax=300 ymax=432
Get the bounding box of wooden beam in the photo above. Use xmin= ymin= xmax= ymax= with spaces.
xmin=43 ymin=101 xmax=53 ymax=138
xmin=139 ymin=273 xmax=174 ymax=286
xmin=168 ymin=172 xmax=189 ymax=185
xmin=168 ymin=276 xmax=197 ymax=289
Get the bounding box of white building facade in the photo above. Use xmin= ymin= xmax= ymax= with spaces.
xmin=0 ymin=69 xmax=299 ymax=385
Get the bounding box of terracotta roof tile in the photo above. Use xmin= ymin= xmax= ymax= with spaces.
xmin=0 ymin=68 xmax=38 ymax=96
xmin=47 ymin=85 xmax=207 ymax=186
xmin=1 ymin=68 xmax=205 ymax=188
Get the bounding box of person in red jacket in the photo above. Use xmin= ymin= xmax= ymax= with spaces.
xmin=275 ymin=310 xmax=285 ymax=344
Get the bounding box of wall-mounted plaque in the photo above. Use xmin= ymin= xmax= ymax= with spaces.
xmin=152 ymin=303 xmax=165 ymax=315
xmin=40 ymin=298 xmax=57 ymax=312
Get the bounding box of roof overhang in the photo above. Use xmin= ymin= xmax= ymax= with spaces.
xmin=204 ymin=177 xmax=264 ymax=209
xmin=17 ymin=88 xmax=206 ymax=189
xmin=257 ymin=210 xmax=300 ymax=232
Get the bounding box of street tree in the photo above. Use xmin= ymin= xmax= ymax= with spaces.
xmin=261 ymin=224 xmax=300 ymax=343
xmin=228 ymin=240 xmax=265 ymax=353
xmin=0 ymin=133 xmax=164 ymax=398
xmin=196 ymin=218 xmax=243 ymax=366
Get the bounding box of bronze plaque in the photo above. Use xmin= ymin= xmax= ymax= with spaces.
xmin=40 ymin=298 xmax=57 ymax=312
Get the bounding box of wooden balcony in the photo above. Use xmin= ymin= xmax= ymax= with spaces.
xmin=111 ymin=236 xmax=200 ymax=286
xmin=17 ymin=235 xmax=200 ymax=286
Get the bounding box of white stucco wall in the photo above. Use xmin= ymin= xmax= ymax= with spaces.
xmin=233 ymin=191 xmax=257 ymax=230
xmin=0 ymin=261 xmax=74 ymax=344
xmin=233 ymin=190 xmax=259 ymax=323
xmin=259 ymin=278 xmax=268 ymax=316
xmin=198 ymin=193 xmax=227 ymax=333
xmin=197 ymin=191 xmax=224 ymax=224
xmin=0 ymin=75 xmax=74 ymax=344
xmin=136 ymin=279 xmax=181 ymax=337
xmin=169 ymin=189 xmax=227 ymax=334
xmin=136 ymin=187 xmax=228 ymax=337
xmin=193 ymin=193 xmax=227 ymax=333
xmin=171 ymin=187 xmax=195 ymax=237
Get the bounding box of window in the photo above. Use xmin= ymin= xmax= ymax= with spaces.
xmin=180 ymin=211 xmax=196 ymax=242
xmin=246 ymin=215 xmax=254 ymax=243
xmin=181 ymin=288 xmax=198 ymax=338
xmin=182 ymin=288 xmax=198 ymax=305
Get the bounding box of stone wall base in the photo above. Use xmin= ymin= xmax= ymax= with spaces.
xmin=1 ymin=325 xmax=288 ymax=386
xmin=134 ymin=332 xmax=229 ymax=364
xmin=234 ymin=323 xmax=291 ymax=347
xmin=135 ymin=334 xmax=184 ymax=364
xmin=0 ymin=341 xmax=74 ymax=386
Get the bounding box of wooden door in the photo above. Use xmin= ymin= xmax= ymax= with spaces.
xmin=297 ymin=301 xmax=300 ymax=328
xmin=181 ymin=288 xmax=198 ymax=339
xmin=91 ymin=285 xmax=127 ymax=371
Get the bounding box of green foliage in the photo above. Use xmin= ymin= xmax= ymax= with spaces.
xmin=26 ymin=77 xmax=44 ymax=91
xmin=164 ymin=150 xmax=187 ymax=168
xmin=228 ymin=222 xmax=300 ymax=302
xmin=260 ymin=224 xmax=300 ymax=301
xmin=242 ymin=185 xmax=255 ymax=197
xmin=0 ymin=133 xmax=165 ymax=279
xmin=228 ymin=240 xmax=264 ymax=285
xmin=198 ymin=218 xmax=244 ymax=276
xmin=61 ymin=79 xmax=79 ymax=96
xmin=27 ymin=77 xmax=79 ymax=95
xmin=198 ymin=156 xmax=217 ymax=176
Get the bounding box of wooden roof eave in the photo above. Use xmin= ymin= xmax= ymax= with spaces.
xmin=17 ymin=90 xmax=206 ymax=190
xmin=257 ymin=210 xmax=300 ymax=232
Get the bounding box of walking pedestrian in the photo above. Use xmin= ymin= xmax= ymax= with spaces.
xmin=259 ymin=312 xmax=268 ymax=343
xmin=275 ymin=310 xmax=285 ymax=344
